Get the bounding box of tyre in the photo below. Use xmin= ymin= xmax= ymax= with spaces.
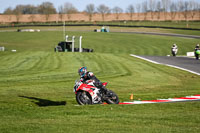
xmin=76 ymin=91 xmax=92 ymax=105
xmin=172 ymin=51 xmax=176 ymax=56
xmin=105 ymin=90 xmax=119 ymax=104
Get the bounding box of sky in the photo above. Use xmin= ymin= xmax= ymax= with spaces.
xmin=0 ymin=0 xmax=146 ymax=13
xmin=0 ymin=0 xmax=200 ymax=13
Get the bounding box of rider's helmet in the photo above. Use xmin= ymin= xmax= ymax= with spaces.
xmin=78 ymin=67 xmax=87 ymax=78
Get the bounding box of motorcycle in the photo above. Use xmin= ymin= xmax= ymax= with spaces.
xmin=171 ymin=47 xmax=178 ymax=56
xmin=195 ymin=50 xmax=200 ymax=60
xmin=73 ymin=79 xmax=119 ymax=105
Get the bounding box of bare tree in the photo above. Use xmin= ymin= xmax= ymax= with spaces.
xmin=5 ymin=5 xmax=38 ymax=14
xmin=149 ymin=0 xmax=156 ymax=20
xmin=97 ymin=4 xmax=110 ymax=21
xmin=4 ymin=4 xmax=39 ymax=23
xmin=3 ymin=7 xmax=13 ymax=22
xmin=198 ymin=2 xmax=200 ymax=20
xmin=136 ymin=4 xmax=141 ymax=20
xmin=126 ymin=4 xmax=135 ymax=20
xmin=177 ymin=0 xmax=184 ymax=20
xmin=4 ymin=7 xmax=13 ymax=14
xmin=38 ymin=2 xmax=57 ymax=22
xmin=29 ymin=14 xmax=36 ymax=23
xmin=155 ymin=1 xmax=162 ymax=20
xmin=85 ymin=4 xmax=95 ymax=21
xmin=161 ymin=0 xmax=171 ymax=20
xmin=182 ymin=1 xmax=190 ymax=21
xmin=142 ymin=1 xmax=148 ymax=20
xmin=61 ymin=2 xmax=78 ymax=20
xmin=13 ymin=5 xmax=24 ymax=23
xmin=188 ymin=0 xmax=198 ymax=20
xmin=112 ymin=6 xmax=123 ymax=20
xmin=21 ymin=5 xmax=38 ymax=14
xmin=58 ymin=5 xmax=64 ymax=21
xmin=170 ymin=2 xmax=177 ymax=20
xmin=22 ymin=5 xmax=38 ymax=22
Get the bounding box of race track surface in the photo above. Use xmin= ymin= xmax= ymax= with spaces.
xmin=131 ymin=55 xmax=200 ymax=75
xmin=120 ymin=31 xmax=200 ymax=39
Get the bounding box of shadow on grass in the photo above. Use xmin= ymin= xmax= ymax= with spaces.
xmin=19 ymin=96 xmax=66 ymax=107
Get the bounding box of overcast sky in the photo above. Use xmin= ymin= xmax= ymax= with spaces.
xmin=0 ymin=0 xmax=200 ymax=13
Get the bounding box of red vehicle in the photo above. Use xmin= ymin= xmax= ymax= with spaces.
xmin=74 ymin=79 xmax=119 ymax=105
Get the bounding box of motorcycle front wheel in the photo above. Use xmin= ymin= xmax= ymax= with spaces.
xmin=76 ymin=91 xmax=92 ymax=105
xmin=105 ymin=90 xmax=119 ymax=104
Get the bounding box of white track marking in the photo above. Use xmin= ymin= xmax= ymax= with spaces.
xmin=130 ymin=54 xmax=200 ymax=76
xmin=121 ymin=95 xmax=200 ymax=104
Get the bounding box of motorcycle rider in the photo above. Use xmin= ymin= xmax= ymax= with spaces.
xmin=171 ymin=44 xmax=178 ymax=56
xmin=78 ymin=67 xmax=108 ymax=94
xmin=194 ymin=44 xmax=200 ymax=60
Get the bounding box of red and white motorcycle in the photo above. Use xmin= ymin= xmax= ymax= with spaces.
xmin=74 ymin=79 xmax=119 ymax=105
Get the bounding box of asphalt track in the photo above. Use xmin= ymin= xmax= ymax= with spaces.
xmin=124 ymin=31 xmax=200 ymax=75
xmin=131 ymin=55 xmax=200 ymax=76
xmin=118 ymin=31 xmax=200 ymax=39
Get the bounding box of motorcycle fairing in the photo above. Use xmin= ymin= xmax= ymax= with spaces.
xmin=75 ymin=83 xmax=100 ymax=103
xmin=102 ymin=82 xmax=108 ymax=86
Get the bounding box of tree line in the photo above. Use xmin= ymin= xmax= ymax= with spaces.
xmin=2 ymin=0 xmax=200 ymax=22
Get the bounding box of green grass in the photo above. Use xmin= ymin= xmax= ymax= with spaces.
xmin=1 ymin=21 xmax=200 ymax=29
xmin=0 ymin=28 xmax=200 ymax=132
xmin=98 ymin=21 xmax=200 ymax=29
xmin=0 ymin=30 xmax=199 ymax=54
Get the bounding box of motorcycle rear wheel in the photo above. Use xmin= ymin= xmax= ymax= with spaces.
xmin=76 ymin=91 xmax=92 ymax=105
xmin=105 ymin=90 xmax=119 ymax=104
